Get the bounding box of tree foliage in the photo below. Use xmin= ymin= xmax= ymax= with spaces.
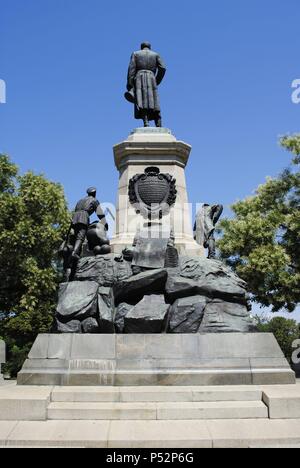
xmin=218 ymin=136 xmax=300 ymax=312
xmin=0 ymin=154 xmax=70 ymax=375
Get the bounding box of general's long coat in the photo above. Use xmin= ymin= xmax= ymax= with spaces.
xmin=127 ymin=49 xmax=166 ymax=121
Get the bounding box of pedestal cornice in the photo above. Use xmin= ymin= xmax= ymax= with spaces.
xmin=114 ymin=129 xmax=192 ymax=170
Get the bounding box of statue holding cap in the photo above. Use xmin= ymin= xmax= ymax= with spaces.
xmin=125 ymin=42 xmax=166 ymax=128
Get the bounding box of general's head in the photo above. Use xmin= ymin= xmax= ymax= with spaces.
xmin=141 ymin=42 xmax=151 ymax=50
xmin=87 ymin=187 xmax=97 ymax=197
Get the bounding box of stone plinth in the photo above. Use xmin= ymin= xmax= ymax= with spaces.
xmin=17 ymin=333 xmax=295 ymax=386
xmin=111 ymin=128 xmax=202 ymax=256
xmin=0 ymin=341 xmax=5 ymax=383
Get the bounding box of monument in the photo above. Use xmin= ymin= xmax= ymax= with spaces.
xmin=0 ymin=340 xmax=5 ymax=384
xmin=18 ymin=43 xmax=295 ymax=386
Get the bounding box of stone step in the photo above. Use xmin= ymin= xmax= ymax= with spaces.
xmin=262 ymin=385 xmax=300 ymax=419
xmin=51 ymin=385 xmax=263 ymax=403
xmin=2 ymin=419 xmax=300 ymax=448
xmin=0 ymin=386 xmax=51 ymax=421
xmin=250 ymin=444 xmax=300 ymax=448
xmin=47 ymin=400 xmax=268 ymax=421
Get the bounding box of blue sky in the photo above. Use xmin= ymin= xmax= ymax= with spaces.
xmin=1 ymin=0 xmax=300 ymax=319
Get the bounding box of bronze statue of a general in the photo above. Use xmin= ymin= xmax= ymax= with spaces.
xmin=125 ymin=42 xmax=166 ymax=127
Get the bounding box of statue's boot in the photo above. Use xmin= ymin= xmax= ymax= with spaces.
xmin=70 ymin=240 xmax=82 ymax=263
xmin=63 ymin=268 xmax=72 ymax=282
xmin=155 ymin=118 xmax=162 ymax=128
xmin=207 ymin=239 xmax=216 ymax=260
xmin=143 ymin=115 xmax=150 ymax=127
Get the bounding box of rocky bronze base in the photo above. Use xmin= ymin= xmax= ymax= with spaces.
xmin=55 ymin=254 xmax=255 ymax=334
xmin=17 ymin=333 xmax=295 ymax=386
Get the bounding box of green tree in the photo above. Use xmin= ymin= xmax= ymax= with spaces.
xmin=0 ymin=154 xmax=70 ymax=376
xmin=255 ymin=316 xmax=300 ymax=363
xmin=218 ymin=135 xmax=300 ymax=312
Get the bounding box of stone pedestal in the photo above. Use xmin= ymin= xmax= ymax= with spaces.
xmin=17 ymin=333 xmax=295 ymax=386
xmin=0 ymin=341 xmax=5 ymax=383
xmin=111 ymin=128 xmax=202 ymax=256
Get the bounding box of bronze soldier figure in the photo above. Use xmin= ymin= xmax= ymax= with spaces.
xmin=70 ymin=187 xmax=108 ymax=262
xmin=125 ymin=42 xmax=166 ymax=127
xmin=59 ymin=188 xmax=110 ymax=282
xmin=194 ymin=204 xmax=224 ymax=259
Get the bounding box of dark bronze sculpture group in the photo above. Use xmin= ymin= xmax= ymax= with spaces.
xmin=55 ymin=43 xmax=254 ymax=335
xmin=57 ymin=184 xmax=251 ymax=334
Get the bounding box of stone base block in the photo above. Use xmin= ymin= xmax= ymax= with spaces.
xmin=18 ymin=333 xmax=295 ymax=386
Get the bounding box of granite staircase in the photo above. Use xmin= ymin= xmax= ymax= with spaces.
xmin=48 ymin=386 xmax=268 ymax=421
xmin=1 ymin=383 xmax=300 ymax=447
